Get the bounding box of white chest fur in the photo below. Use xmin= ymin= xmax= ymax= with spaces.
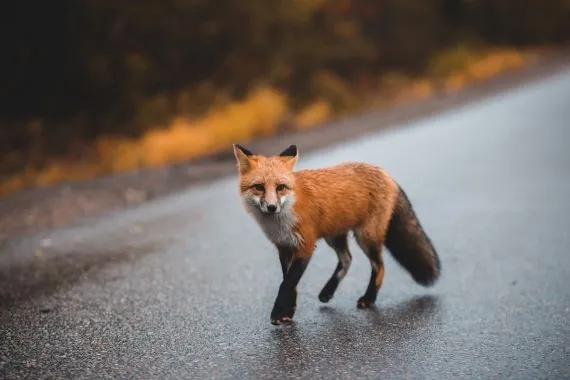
xmin=251 ymin=209 xmax=300 ymax=248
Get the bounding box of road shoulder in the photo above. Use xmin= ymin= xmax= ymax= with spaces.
xmin=1 ymin=51 xmax=569 ymax=241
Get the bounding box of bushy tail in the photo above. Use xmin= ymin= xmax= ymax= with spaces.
xmin=384 ymin=185 xmax=441 ymax=286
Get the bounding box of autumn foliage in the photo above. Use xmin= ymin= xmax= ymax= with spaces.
xmin=0 ymin=0 xmax=569 ymax=195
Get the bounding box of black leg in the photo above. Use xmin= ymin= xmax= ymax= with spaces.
xmin=278 ymin=246 xmax=293 ymax=279
xmin=357 ymin=246 xmax=384 ymax=309
xmin=357 ymin=268 xmax=378 ymax=308
xmin=319 ymin=234 xmax=352 ymax=303
xmin=270 ymin=255 xmax=310 ymax=325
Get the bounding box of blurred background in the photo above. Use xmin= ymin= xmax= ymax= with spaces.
xmin=1 ymin=0 xmax=569 ymax=197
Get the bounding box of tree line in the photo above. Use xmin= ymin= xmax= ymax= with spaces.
xmin=1 ymin=0 xmax=569 ymax=173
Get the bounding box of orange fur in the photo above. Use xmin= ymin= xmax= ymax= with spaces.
xmin=292 ymin=163 xmax=399 ymax=252
xmin=235 ymin=145 xmax=399 ymax=256
xmin=233 ymin=143 xmax=440 ymax=322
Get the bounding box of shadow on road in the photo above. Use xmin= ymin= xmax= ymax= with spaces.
xmin=263 ymin=295 xmax=442 ymax=374
xmin=0 ymin=243 xmax=158 ymax=311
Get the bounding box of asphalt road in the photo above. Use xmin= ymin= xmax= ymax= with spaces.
xmin=2 ymin=68 xmax=570 ymax=379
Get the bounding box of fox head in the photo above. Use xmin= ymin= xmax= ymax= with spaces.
xmin=232 ymin=144 xmax=299 ymax=215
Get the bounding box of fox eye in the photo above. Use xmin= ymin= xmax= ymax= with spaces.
xmin=253 ymin=184 xmax=265 ymax=191
xmin=276 ymin=184 xmax=287 ymax=191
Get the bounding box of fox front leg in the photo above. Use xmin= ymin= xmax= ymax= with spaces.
xmin=271 ymin=246 xmax=312 ymax=325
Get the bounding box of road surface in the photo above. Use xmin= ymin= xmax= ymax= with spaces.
xmin=2 ymin=68 xmax=570 ymax=379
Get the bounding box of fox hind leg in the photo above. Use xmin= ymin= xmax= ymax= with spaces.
xmin=318 ymin=234 xmax=352 ymax=303
xmin=354 ymin=229 xmax=385 ymax=309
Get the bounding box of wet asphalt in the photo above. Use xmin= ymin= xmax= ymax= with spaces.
xmin=1 ymin=68 xmax=570 ymax=379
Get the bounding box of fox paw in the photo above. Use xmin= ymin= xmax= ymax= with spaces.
xmin=270 ymin=308 xmax=295 ymax=325
xmin=318 ymin=291 xmax=333 ymax=303
xmin=319 ymin=279 xmax=339 ymax=303
xmin=270 ymin=305 xmax=296 ymax=325
xmin=356 ymin=296 xmax=376 ymax=309
xmin=270 ymin=315 xmax=294 ymax=325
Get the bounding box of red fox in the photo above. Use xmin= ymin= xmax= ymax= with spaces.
xmin=233 ymin=144 xmax=441 ymax=325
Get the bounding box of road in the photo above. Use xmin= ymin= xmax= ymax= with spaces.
xmin=2 ymin=68 xmax=570 ymax=379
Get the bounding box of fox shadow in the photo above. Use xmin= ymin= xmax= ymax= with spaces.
xmin=266 ymin=294 xmax=442 ymax=372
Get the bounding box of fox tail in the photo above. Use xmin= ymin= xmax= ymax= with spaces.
xmin=384 ymin=185 xmax=441 ymax=286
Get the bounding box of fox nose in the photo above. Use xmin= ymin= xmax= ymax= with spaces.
xmin=267 ymin=204 xmax=277 ymax=213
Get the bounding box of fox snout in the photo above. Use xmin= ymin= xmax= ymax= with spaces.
xmin=260 ymin=199 xmax=281 ymax=214
xmin=244 ymin=188 xmax=290 ymax=216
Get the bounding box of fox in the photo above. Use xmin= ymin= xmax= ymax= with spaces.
xmin=232 ymin=143 xmax=441 ymax=325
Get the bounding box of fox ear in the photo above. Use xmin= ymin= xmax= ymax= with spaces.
xmin=233 ymin=144 xmax=255 ymax=174
xmin=278 ymin=144 xmax=299 ymax=170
